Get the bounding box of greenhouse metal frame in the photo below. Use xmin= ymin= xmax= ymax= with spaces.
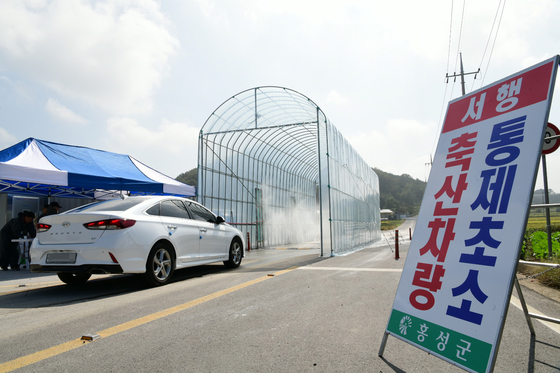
xmin=198 ymin=86 xmax=380 ymax=256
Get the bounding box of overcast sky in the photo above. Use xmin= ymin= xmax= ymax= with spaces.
xmin=1 ymin=0 xmax=560 ymax=192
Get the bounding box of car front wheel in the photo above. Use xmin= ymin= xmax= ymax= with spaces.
xmin=57 ymin=272 xmax=92 ymax=285
xmin=145 ymin=243 xmax=175 ymax=286
xmin=224 ymin=238 xmax=242 ymax=268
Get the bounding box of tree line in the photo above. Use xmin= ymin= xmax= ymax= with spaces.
xmin=176 ymin=167 xmax=427 ymax=218
xmin=374 ymin=168 xmax=426 ymax=217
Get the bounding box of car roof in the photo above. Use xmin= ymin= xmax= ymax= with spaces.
xmin=65 ymin=195 xmax=198 ymax=214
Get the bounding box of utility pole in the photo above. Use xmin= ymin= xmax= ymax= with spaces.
xmin=425 ymin=154 xmax=433 ymax=182
xmin=446 ymin=53 xmax=480 ymax=96
xmin=426 ymin=55 xmax=481 ymax=175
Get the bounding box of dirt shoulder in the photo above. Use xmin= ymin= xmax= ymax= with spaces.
xmin=516 ymin=271 xmax=560 ymax=303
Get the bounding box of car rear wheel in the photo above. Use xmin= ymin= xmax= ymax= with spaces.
xmin=57 ymin=272 xmax=92 ymax=285
xmin=145 ymin=243 xmax=175 ymax=286
xmin=224 ymin=238 xmax=242 ymax=268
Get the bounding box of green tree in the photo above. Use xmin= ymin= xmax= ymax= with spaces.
xmin=374 ymin=168 xmax=426 ymax=216
xmin=176 ymin=168 xmax=197 ymax=187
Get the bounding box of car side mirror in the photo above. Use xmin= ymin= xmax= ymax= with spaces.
xmin=216 ymin=216 xmax=225 ymax=224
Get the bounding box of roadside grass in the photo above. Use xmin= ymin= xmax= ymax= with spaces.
xmin=526 ymin=215 xmax=560 ymax=229
xmin=381 ymin=220 xmax=404 ymax=231
xmin=539 ymin=260 xmax=560 ymax=290
xmin=521 ymin=212 xmax=560 ymax=290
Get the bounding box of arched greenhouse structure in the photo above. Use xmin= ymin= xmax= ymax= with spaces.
xmin=198 ymin=86 xmax=381 ymax=256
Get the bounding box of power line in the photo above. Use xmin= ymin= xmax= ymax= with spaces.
xmin=431 ymin=1 xmax=460 ymax=159
xmin=480 ymin=0 xmax=507 ymax=87
xmin=429 ymin=1 xmax=474 ymax=173
xmin=472 ymin=0 xmax=504 ymax=91
xmin=445 ymin=0 xmax=454 ymax=74
xmin=428 ymin=0 xmax=508 ymax=178
xmin=450 ymin=0 xmax=467 ymax=100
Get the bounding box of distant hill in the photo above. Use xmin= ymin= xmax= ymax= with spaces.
xmin=532 ymin=188 xmax=560 ymax=204
xmin=176 ymin=167 xmax=427 ymax=216
xmin=532 ymin=188 xmax=560 ymax=213
xmin=176 ymin=168 xmax=197 ymax=186
xmin=374 ymin=168 xmax=426 ymax=217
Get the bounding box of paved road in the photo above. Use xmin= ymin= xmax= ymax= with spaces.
xmin=0 ymin=221 xmax=558 ymax=372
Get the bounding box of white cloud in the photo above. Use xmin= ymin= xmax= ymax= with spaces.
xmin=326 ymin=90 xmax=349 ymax=106
xmin=253 ymin=0 xmax=355 ymax=24
xmin=0 ymin=75 xmax=32 ymax=100
xmin=348 ymin=119 xmax=435 ymax=182
xmin=2 ymin=0 xmax=560 ymax=191
xmin=0 ymin=127 xmax=17 ymax=149
xmin=45 ymin=98 xmax=88 ymax=125
xmin=0 ymin=0 xmax=179 ymax=115
xmin=105 ymin=117 xmax=200 ymax=177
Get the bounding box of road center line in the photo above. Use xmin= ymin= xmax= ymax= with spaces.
xmin=0 ymin=266 xmax=298 ymax=373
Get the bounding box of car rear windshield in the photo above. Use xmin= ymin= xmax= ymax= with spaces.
xmin=68 ymin=197 xmax=153 ymax=213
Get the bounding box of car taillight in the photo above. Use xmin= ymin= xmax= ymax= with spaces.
xmin=109 ymin=252 xmax=119 ymax=263
xmin=83 ymin=219 xmax=136 ymax=230
xmin=37 ymin=223 xmax=51 ymax=233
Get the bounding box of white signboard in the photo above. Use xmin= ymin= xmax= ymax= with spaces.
xmin=384 ymin=56 xmax=559 ymax=373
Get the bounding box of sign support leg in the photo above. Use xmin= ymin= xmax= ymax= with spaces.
xmin=378 ymin=332 xmax=389 ymax=357
xmin=514 ymin=278 xmax=536 ymax=335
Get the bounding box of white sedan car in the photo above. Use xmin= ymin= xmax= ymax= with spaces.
xmin=30 ymin=196 xmax=245 ymax=286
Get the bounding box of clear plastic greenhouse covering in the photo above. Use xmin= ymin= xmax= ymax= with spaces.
xmin=198 ymin=86 xmax=381 ymax=256
xmin=0 ymin=138 xmax=195 ymax=198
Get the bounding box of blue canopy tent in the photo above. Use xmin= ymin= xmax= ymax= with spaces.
xmin=0 ymin=138 xmax=195 ymax=198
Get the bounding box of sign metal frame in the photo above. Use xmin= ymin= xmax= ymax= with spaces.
xmin=379 ymin=55 xmax=560 ymax=373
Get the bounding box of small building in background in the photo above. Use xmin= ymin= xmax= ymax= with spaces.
xmin=380 ymin=209 xmax=394 ymax=221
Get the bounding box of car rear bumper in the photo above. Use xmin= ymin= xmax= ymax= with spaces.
xmin=30 ymin=264 xmax=124 ymax=275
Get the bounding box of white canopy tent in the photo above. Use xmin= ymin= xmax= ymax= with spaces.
xmin=0 ymin=138 xmax=195 ymax=199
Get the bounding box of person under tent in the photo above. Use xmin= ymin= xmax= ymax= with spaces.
xmin=0 ymin=211 xmax=36 ymax=271
xmin=38 ymin=201 xmax=61 ymax=220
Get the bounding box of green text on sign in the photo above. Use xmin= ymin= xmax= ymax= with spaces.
xmin=387 ymin=309 xmax=492 ymax=373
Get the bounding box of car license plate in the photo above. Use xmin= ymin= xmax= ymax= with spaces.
xmin=46 ymin=253 xmax=77 ymax=264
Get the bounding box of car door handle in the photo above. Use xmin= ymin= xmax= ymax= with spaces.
xmin=199 ymin=228 xmax=207 ymax=233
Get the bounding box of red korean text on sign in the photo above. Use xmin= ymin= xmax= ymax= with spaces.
xmin=442 ymin=61 xmax=554 ymax=133
xmin=409 ymin=132 xmax=477 ymax=312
